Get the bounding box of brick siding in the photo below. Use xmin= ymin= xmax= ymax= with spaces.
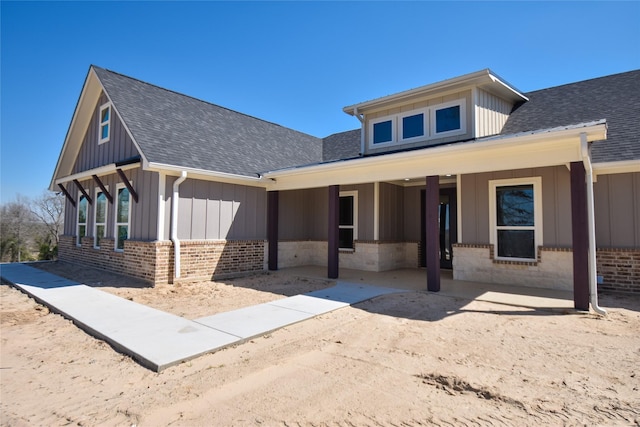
xmin=596 ymin=248 xmax=640 ymax=293
xmin=58 ymin=235 xmax=266 ymax=286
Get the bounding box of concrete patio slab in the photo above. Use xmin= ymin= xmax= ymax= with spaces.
xmin=1 ymin=263 xmax=403 ymax=372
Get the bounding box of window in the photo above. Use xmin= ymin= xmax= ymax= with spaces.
xmin=339 ymin=191 xmax=358 ymax=250
xmin=115 ymin=185 xmax=130 ymax=251
xmin=368 ymin=99 xmax=466 ymax=147
xmin=489 ymin=177 xmax=542 ymax=261
xmin=99 ymin=103 xmax=111 ymax=144
xmin=76 ymin=194 xmax=88 ymax=246
xmin=94 ymin=189 xmax=107 ymax=248
xmin=372 ymin=119 xmax=393 ymax=144
xmin=401 ymin=112 xmax=426 ymax=140
xmin=432 ymin=100 xmax=466 ymax=136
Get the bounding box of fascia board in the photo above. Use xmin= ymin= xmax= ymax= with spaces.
xmin=343 ymin=69 xmax=527 ymax=115
xmin=593 ymin=160 xmax=640 ymax=176
xmin=49 ymin=68 xmax=101 ymax=190
xmin=265 ymin=123 xmax=607 ymax=191
xmin=49 ymin=66 xmax=150 ymax=191
xmin=146 ymin=162 xmax=268 ymax=188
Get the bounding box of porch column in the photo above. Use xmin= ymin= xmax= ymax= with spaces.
xmin=267 ymin=191 xmax=279 ymax=271
xmin=328 ymin=185 xmax=340 ymax=279
xmin=425 ymin=176 xmax=440 ymax=291
xmin=570 ymin=161 xmax=590 ymax=310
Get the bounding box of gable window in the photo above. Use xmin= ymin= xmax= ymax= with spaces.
xmin=339 ymin=191 xmax=358 ymax=250
xmin=115 ymin=184 xmax=131 ymax=251
xmin=489 ymin=177 xmax=542 ymax=261
xmin=433 ymin=100 xmax=465 ymax=135
xmin=76 ymin=193 xmax=88 ymax=246
xmin=99 ymin=103 xmax=111 ymax=144
xmin=401 ymin=112 xmax=426 ymax=140
xmin=372 ymin=119 xmax=393 ymax=144
xmin=94 ymin=189 xmax=107 ymax=249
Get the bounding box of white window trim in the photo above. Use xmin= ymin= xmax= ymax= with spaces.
xmin=99 ymin=102 xmax=111 ymax=144
xmin=369 ymin=116 xmax=396 ymax=147
xmin=431 ymin=99 xmax=466 ymax=137
xmin=489 ymin=177 xmax=543 ymax=262
xmin=367 ymin=98 xmax=467 ymax=148
xmin=76 ymin=191 xmax=88 ymax=247
xmin=339 ymin=190 xmax=358 ymax=251
xmin=114 ymin=182 xmax=131 ymax=252
xmin=93 ymin=186 xmax=108 ymax=249
xmin=399 ymin=108 xmax=429 ymax=143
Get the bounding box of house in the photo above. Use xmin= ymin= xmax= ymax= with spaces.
xmin=50 ymin=66 xmax=640 ymax=311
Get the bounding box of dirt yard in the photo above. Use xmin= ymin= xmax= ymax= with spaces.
xmin=1 ymin=261 xmax=639 ymax=426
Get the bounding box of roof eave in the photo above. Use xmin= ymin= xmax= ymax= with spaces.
xmin=343 ymin=69 xmax=528 ymax=115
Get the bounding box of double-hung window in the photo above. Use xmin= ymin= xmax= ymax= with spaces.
xmin=339 ymin=191 xmax=358 ymax=250
xmin=115 ymin=184 xmax=131 ymax=251
xmin=76 ymin=193 xmax=88 ymax=246
xmin=94 ymin=189 xmax=107 ymax=248
xmin=489 ymin=177 xmax=542 ymax=261
xmin=99 ymin=103 xmax=111 ymax=144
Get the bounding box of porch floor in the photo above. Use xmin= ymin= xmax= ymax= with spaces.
xmin=275 ymin=266 xmax=576 ymax=311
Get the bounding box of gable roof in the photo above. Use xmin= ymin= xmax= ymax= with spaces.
xmin=502 ymin=69 xmax=640 ymax=163
xmin=92 ymin=66 xmax=323 ymax=177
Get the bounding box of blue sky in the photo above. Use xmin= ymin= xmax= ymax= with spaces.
xmin=1 ymin=1 xmax=639 ymax=204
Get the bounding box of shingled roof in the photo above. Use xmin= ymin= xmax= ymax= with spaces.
xmin=502 ymin=69 xmax=640 ymax=163
xmin=93 ymin=66 xmax=323 ymax=177
xmin=322 ymin=129 xmax=361 ymax=162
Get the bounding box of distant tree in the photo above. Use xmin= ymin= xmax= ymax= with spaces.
xmin=30 ymin=191 xmax=64 ymax=259
xmin=0 ymin=195 xmax=37 ymax=262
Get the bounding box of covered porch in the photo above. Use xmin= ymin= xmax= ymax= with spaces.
xmin=276 ymin=265 xmax=575 ymax=312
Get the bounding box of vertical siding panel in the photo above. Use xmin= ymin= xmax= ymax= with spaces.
xmin=231 ymin=185 xmax=246 ymax=239
xmin=556 ymin=166 xmax=573 ymax=246
xmin=206 ymin=182 xmax=222 ymax=239
xmin=635 ymin=173 xmax=640 ymax=246
xmin=178 ymin=180 xmax=193 ymax=240
xmin=191 ymin=181 xmax=208 ymax=239
xmin=220 ymin=183 xmax=235 ymax=239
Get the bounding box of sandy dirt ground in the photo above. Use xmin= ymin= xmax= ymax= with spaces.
xmin=1 ymin=261 xmax=639 ymax=426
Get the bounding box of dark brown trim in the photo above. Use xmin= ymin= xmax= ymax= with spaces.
xmin=425 ymin=176 xmax=440 ymax=291
xmin=58 ymin=183 xmax=76 ymax=208
xmin=73 ymin=179 xmax=93 ymax=205
xmin=92 ymin=175 xmax=113 ymax=204
xmin=116 ymin=168 xmax=139 ymax=203
xmin=267 ymin=191 xmax=279 ymax=271
xmin=570 ymin=161 xmax=590 ymax=311
xmin=328 ymin=185 xmax=339 ymax=279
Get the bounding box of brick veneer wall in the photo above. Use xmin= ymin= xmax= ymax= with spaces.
xmin=58 ymin=235 xmax=266 ymax=286
xmin=596 ymin=248 xmax=640 ymax=293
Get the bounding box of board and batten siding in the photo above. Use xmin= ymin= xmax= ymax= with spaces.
xmin=474 ymin=88 xmax=513 ymax=138
xmin=594 ymin=172 xmax=640 ymax=248
xmin=365 ymin=90 xmax=473 ymax=156
xmin=278 ymin=184 xmax=374 ymax=242
xmin=460 ymin=166 xmax=573 ymax=247
xmin=62 ymin=167 xmax=159 ymax=241
xmin=72 ymin=93 xmax=140 ymax=174
xmin=168 ymin=178 xmax=267 ymax=241
xmin=378 ymin=182 xmax=404 ymax=241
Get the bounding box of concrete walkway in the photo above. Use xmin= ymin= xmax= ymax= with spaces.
xmin=0 ymin=263 xmax=399 ymax=372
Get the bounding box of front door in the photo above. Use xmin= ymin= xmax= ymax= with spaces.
xmin=420 ymin=188 xmax=457 ymax=269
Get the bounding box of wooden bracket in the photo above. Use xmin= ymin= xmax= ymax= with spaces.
xmin=92 ymin=175 xmax=113 ymax=204
xmin=116 ymin=169 xmax=139 ymax=203
xmin=58 ymin=184 xmax=76 ymax=208
xmin=73 ymin=179 xmax=92 ymax=204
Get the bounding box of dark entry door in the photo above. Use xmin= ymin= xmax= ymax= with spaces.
xmin=420 ymin=188 xmax=457 ymax=269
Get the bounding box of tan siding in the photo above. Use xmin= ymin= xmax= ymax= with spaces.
xmin=594 ymin=172 xmax=640 ymax=248
xmin=342 ymin=183 xmax=374 ymax=241
xmin=72 ymin=92 xmax=140 ymax=174
xmin=475 ymin=88 xmax=512 ymax=138
xmin=379 ymin=182 xmax=404 ymax=241
xmin=460 ymin=166 xmax=572 ymax=247
xmin=176 ymin=179 xmax=266 ymax=240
